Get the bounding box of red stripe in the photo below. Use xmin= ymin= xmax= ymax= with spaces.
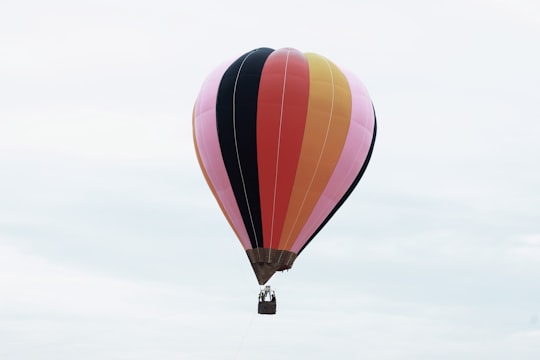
xmin=256 ymin=48 xmax=310 ymax=249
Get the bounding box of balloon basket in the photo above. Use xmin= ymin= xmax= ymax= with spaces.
xmin=258 ymin=285 xmax=276 ymax=315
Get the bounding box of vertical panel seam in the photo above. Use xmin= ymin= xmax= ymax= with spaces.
xmin=268 ymin=49 xmax=291 ymax=259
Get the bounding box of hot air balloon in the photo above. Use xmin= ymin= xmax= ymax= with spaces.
xmin=192 ymin=47 xmax=376 ymax=314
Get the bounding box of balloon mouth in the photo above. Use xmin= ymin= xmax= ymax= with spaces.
xmin=246 ymin=249 xmax=297 ymax=285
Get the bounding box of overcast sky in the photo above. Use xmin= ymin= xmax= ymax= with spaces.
xmin=1 ymin=0 xmax=540 ymax=359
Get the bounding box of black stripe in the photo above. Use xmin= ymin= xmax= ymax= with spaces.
xmin=298 ymin=105 xmax=378 ymax=255
xmin=216 ymin=47 xmax=274 ymax=249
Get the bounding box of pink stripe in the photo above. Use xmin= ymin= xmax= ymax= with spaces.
xmin=291 ymin=70 xmax=375 ymax=253
xmin=193 ymin=61 xmax=252 ymax=249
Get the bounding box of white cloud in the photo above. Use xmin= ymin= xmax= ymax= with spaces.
xmin=518 ymin=234 xmax=540 ymax=246
xmin=1 ymin=108 xmax=189 ymax=161
xmin=0 ymin=243 xmax=253 ymax=359
xmin=0 ymin=243 xmax=179 ymax=318
xmin=510 ymin=234 xmax=540 ymax=264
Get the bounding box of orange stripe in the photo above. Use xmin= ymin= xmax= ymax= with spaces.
xmin=278 ymin=53 xmax=352 ymax=250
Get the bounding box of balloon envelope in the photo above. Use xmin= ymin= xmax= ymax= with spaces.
xmin=193 ymin=47 xmax=376 ymax=284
